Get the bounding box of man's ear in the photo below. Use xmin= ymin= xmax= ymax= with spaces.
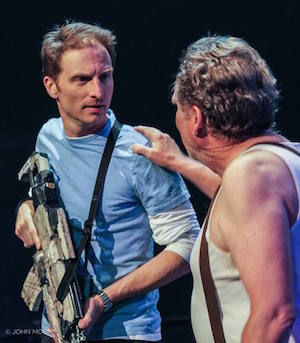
xmin=43 ymin=76 xmax=59 ymax=100
xmin=191 ymin=105 xmax=207 ymax=138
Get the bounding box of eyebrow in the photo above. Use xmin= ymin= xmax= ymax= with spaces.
xmin=69 ymin=68 xmax=114 ymax=82
xmin=69 ymin=73 xmax=92 ymax=82
xmin=102 ymin=67 xmax=114 ymax=73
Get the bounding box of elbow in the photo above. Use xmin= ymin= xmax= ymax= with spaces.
xmin=272 ymin=304 xmax=295 ymax=340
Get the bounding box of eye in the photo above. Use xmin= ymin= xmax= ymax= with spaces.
xmin=100 ymin=72 xmax=112 ymax=82
xmin=78 ymin=76 xmax=91 ymax=83
xmin=71 ymin=75 xmax=92 ymax=84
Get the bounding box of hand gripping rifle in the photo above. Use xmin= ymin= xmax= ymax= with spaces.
xmin=18 ymin=152 xmax=86 ymax=343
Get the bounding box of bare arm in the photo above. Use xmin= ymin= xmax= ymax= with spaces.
xmin=131 ymin=125 xmax=220 ymax=199
xmin=78 ymin=250 xmax=189 ymax=331
xmin=15 ymin=200 xmax=42 ymax=249
xmin=219 ymin=152 xmax=296 ymax=343
xmin=105 ymin=250 xmax=189 ymax=300
xmin=175 ymin=155 xmax=220 ymax=199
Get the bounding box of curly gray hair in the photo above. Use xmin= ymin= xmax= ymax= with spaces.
xmin=175 ymin=35 xmax=279 ymax=140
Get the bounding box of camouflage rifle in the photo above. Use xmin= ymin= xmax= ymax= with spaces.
xmin=18 ymin=152 xmax=86 ymax=343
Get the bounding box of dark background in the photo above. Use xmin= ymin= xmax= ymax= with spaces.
xmin=1 ymin=0 xmax=299 ymax=342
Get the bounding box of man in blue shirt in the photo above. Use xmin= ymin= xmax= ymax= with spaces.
xmin=15 ymin=21 xmax=204 ymax=342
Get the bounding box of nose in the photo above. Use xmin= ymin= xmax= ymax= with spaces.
xmin=90 ymin=77 xmax=103 ymax=100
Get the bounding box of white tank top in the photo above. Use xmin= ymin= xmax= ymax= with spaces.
xmin=190 ymin=142 xmax=300 ymax=343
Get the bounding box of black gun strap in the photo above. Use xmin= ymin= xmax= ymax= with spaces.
xmin=57 ymin=119 xmax=122 ymax=303
xmin=199 ymin=140 xmax=300 ymax=343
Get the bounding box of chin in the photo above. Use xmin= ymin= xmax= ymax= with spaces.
xmin=88 ymin=116 xmax=108 ymax=130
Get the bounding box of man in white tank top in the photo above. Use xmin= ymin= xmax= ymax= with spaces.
xmin=132 ymin=35 xmax=300 ymax=342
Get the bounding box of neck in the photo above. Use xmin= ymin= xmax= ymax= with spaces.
xmin=62 ymin=116 xmax=108 ymax=138
xmin=191 ymin=131 xmax=287 ymax=176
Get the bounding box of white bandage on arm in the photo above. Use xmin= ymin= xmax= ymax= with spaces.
xmin=149 ymin=200 xmax=200 ymax=263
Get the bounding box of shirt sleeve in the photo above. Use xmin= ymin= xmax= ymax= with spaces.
xmin=133 ymin=151 xmax=191 ymax=216
xmin=148 ymin=200 xmax=200 ymax=262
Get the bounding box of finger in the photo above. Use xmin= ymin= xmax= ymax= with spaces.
xmin=131 ymin=144 xmax=153 ymax=157
xmin=78 ymin=298 xmax=94 ymax=330
xmin=15 ymin=218 xmax=41 ymax=249
xmin=23 ymin=218 xmax=41 ymax=249
xmin=26 ymin=219 xmax=42 ymax=249
xmin=134 ymin=125 xmax=163 ymax=140
xmin=78 ymin=315 xmax=91 ymax=330
xmin=15 ymin=222 xmax=32 ymax=246
xmin=34 ymin=235 xmax=42 ymax=250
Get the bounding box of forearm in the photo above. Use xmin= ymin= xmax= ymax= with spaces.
xmin=132 ymin=126 xmax=220 ymax=198
xmin=78 ymin=250 xmax=189 ymax=331
xmin=175 ymin=155 xmax=220 ymax=199
xmin=104 ymin=250 xmax=190 ymax=304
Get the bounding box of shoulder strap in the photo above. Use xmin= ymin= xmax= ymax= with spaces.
xmin=57 ymin=119 xmax=122 ymax=303
xmin=199 ymin=186 xmax=226 ymax=343
xmin=247 ymin=141 xmax=300 ymax=158
xmin=83 ymin=119 xmax=123 ymax=234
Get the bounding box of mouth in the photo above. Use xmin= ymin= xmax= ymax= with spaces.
xmin=84 ymin=104 xmax=105 ymax=109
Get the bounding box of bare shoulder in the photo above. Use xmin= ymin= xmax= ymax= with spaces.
xmin=223 ymin=149 xmax=293 ymax=193
xmin=221 ymin=149 xmax=298 ymax=224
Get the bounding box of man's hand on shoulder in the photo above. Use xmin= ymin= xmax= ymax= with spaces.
xmin=15 ymin=200 xmax=42 ymax=250
xmin=132 ymin=125 xmax=221 ymax=198
xmin=132 ymin=125 xmax=186 ymax=171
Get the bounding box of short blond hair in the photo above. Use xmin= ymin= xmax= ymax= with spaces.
xmin=41 ymin=20 xmax=117 ymax=78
